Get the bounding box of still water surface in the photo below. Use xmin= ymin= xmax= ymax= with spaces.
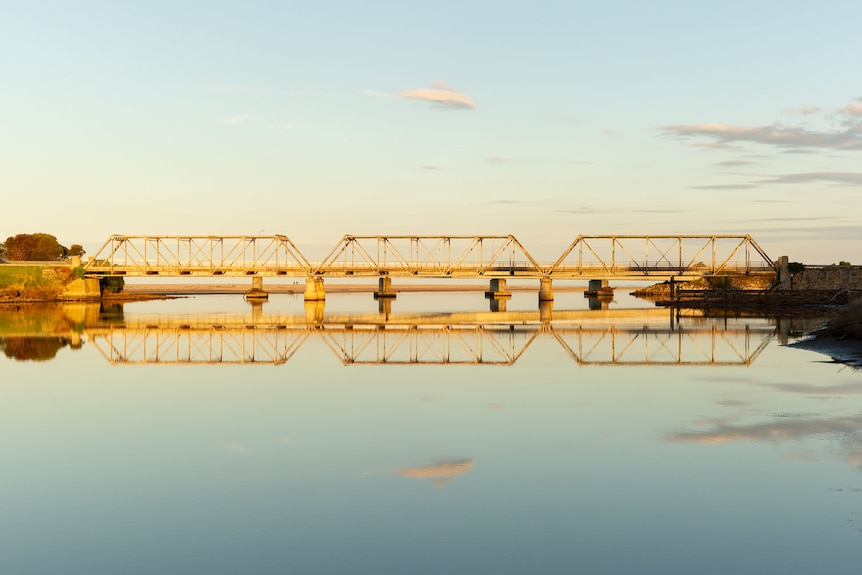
xmin=1 ymin=293 xmax=861 ymax=574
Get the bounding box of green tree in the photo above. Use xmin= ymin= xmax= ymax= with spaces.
xmin=68 ymin=244 xmax=85 ymax=257
xmin=4 ymin=233 xmax=67 ymax=261
xmin=0 ymin=241 xmax=6 ymax=261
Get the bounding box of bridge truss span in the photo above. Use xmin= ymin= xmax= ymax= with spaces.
xmin=85 ymin=235 xmax=312 ymax=277
xmin=314 ymin=235 xmax=543 ymax=277
xmin=84 ymin=233 xmax=776 ymax=281
xmin=548 ymin=235 xmax=774 ymax=278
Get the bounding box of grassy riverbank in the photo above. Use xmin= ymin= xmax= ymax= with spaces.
xmin=0 ymin=265 xmax=79 ymax=302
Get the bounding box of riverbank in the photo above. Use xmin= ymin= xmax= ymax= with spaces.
xmin=788 ymin=335 xmax=862 ymax=368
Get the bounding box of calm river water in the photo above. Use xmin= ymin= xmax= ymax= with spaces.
xmin=1 ymin=291 xmax=861 ymax=574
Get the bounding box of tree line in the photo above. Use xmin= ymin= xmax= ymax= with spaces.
xmin=0 ymin=233 xmax=85 ymax=262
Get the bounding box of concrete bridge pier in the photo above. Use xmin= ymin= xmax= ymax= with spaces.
xmin=585 ymin=279 xmax=613 ymax=296
xmin=775 ymin=256 xmax=791 ymax=288
xmin=489 ymin=298 xmax=507 ymax=312
xmin=304 ymin=278 xmax=326 ymax=301
xmin=485 ymin=279 xmax=512 ymax=299
xmin=374 ymin=277 xmax=397 ymax=299
xmin=538 ymin=278 xmax=554 ymax=302
xmin=245 ymin=276 xmax=269 ymax=301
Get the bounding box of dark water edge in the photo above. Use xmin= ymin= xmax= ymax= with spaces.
xmin=789 ymin=334 xmax=862 ymax=368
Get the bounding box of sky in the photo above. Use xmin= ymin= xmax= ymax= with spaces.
xmin=2 ymin=0 xmax=861 ymax=263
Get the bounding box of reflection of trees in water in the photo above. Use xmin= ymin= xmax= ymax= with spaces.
xmin=0 ymin=337 xmax=72 ymax=361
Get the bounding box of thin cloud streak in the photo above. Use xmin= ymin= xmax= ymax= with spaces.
xmin=662 ymin=99 xmax=862 ymax=151
xmin=664 ymin=122 xmax=862 ymax=151
xmin=399 ymin=83 xmax=476 ymax=109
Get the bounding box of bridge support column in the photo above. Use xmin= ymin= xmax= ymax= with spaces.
xmin=245 ymin=276 xmax=269 ymax=301
xmin=585 ymin=279 xmax=612 ymax=296
xmin=304 ymin=278 xmax=325 ymax=301
xmin=374 ymin=277 xmax=397 ymax=299
xmin=485 ymin=279 xmax=512 ymax=299
xmin=775 ymin=255 xmax=791 ymax=289
xmin=489 ymin=298 xmax=507 ymax=312
xmin=538 ymin=278 xmax=554 ymax=302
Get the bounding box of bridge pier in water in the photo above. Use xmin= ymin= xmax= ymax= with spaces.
xmin=245 ymin=276 xmax=269 ymax=301
xmin=304 ymin=278 xmax=325 ymax=301
xmin=374 ymin=277 xmax=397 ymax=299
xmin=539 ymin=278 xmax=554 ymax=302
xmin=485 ymin=279 xmax=512 ymax=299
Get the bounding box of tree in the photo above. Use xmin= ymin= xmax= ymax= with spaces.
xmin=68 ymin=244 xmax=85 ymax=257
xmin=4 ymin=233 xmax=67 ymax=261
xmin=0 ymin=241 xmax=6 ymax=261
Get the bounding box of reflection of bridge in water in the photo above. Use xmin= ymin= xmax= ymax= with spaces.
xmin=83 ymin=308 xmax=776 ymax=367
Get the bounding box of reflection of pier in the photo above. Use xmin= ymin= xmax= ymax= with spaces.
xmin=84 ymin=315 xmax=775 ymax=366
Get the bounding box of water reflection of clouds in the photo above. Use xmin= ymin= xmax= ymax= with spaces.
xmin=398 ymin=458 xmax=475 ymax=487
xmin=666 ymin=414 xmax=862 ymax=469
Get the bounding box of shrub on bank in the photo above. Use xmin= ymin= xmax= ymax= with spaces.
xmin=826 ymin=297 xmax=862 ymax=340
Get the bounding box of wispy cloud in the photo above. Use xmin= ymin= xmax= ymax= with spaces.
xmin=209 ymin=84 xmax=257 ymax=93
xmin=662 ymin=99 xmax=862 ymax=152
xmin=754 ymin=172 xmax=862 ymax=186
xmin=399 ymin=82 xmax=476 ymax=109
xmin=691 ymin=171 xmax=862 ymax=190
xmin=664 ymin=122 xmax=862 ymax=151
xmin=689 ymin=183 xmax=756 ymax=190
xmin=714 ymin=160 xmax=758 ymax=167
xmin=422 ymin=165 xmax=443 ymax=170
xmin=222 ymin=441 xmax=247 ymax=453
xmin=783 ymin=105 xmax=822 ymax=116
xmin=223 ymin=113 xmax=252 ymax=125
xmin=486 ymin=156 xmax=509 ymax=164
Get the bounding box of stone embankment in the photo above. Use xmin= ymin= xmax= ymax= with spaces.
xmin=781 ymin=265 xmax=862 ymax=291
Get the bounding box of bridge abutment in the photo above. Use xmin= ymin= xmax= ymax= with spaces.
xmin=304 ymin=278 xmax=325 ymax=301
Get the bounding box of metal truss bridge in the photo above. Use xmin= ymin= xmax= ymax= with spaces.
xmin=84 ymin=234 xmax=775 ymax=281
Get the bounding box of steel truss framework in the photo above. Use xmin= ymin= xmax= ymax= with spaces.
xmin=85 ymin=323 xmax=774 ymax=366
xmin=84 ymin=234 xmax=775 ymax=279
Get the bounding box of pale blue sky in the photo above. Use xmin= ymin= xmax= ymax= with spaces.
xmin=2 ymin=0 xmax=861 ymax=262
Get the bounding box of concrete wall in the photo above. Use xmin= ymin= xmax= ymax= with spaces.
xmin=786 ymin=266 xmax=862 ymax=290
xmin=60 ymin=278 xmax=102 ymax=300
